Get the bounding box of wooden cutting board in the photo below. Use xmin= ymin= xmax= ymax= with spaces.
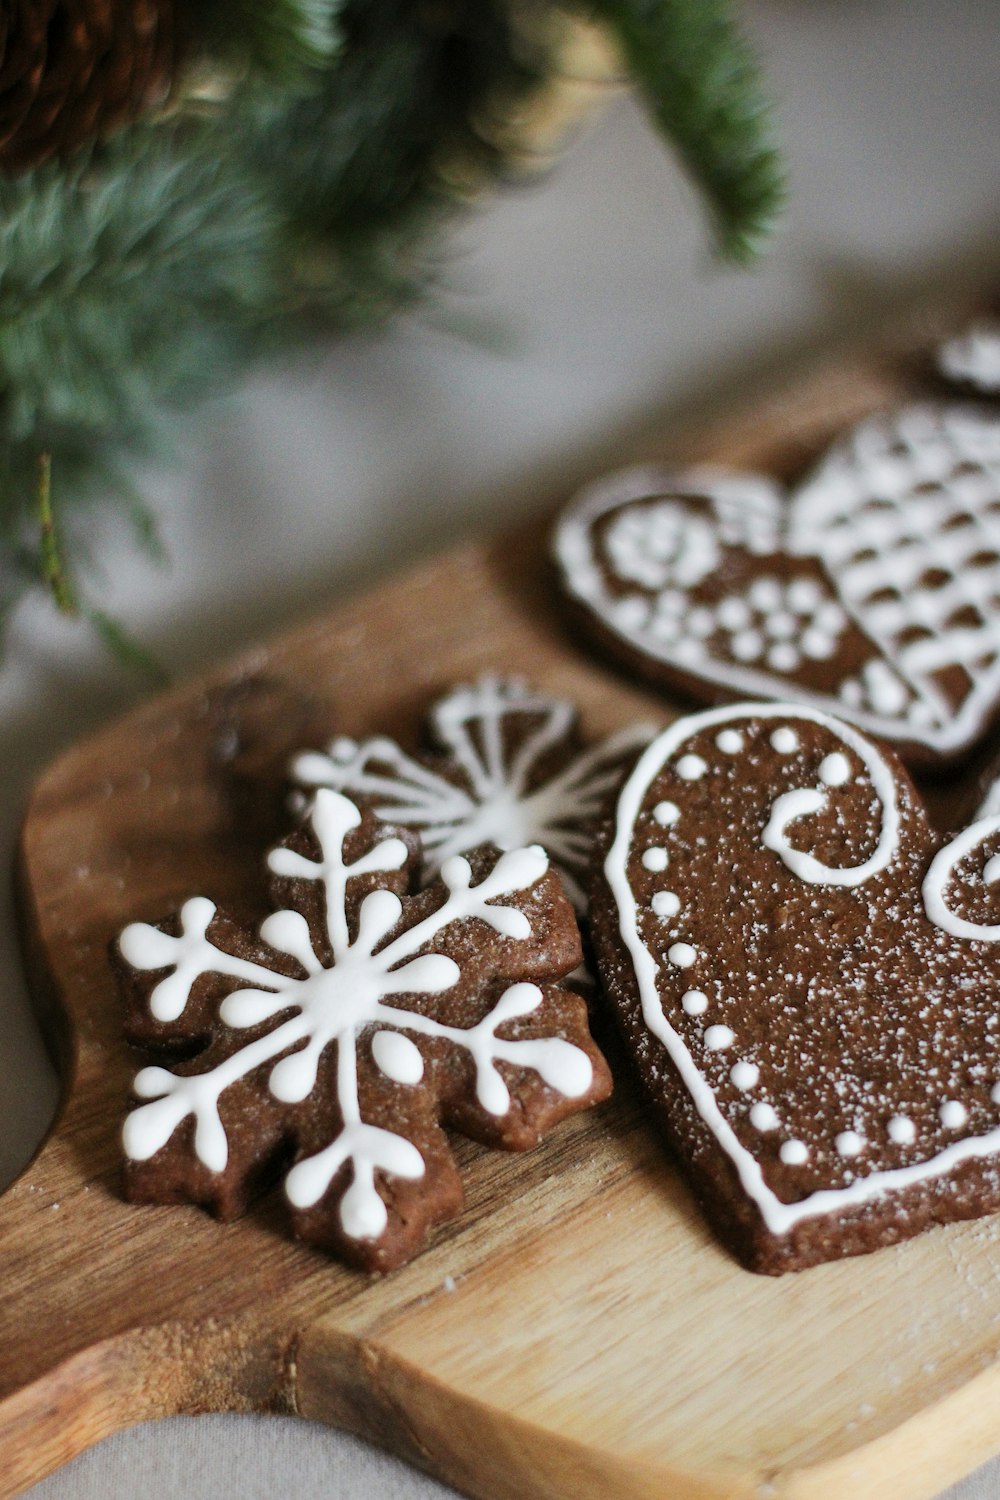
xmin=7 ymin=306 xmax=1000 ymax=1500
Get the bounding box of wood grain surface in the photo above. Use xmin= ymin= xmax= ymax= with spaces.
xmin=7 ymin=301 xmax=1000 ymax=1500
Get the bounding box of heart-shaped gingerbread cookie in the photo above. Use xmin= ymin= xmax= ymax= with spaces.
xmin=590 ymin=701 xmax=1000 ymax=1273
xmin=554 ymin=404 xmax=1000 ymax=767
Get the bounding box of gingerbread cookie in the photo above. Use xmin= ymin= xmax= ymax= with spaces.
xmin=116 ymin=787 xmax=611 ymax=1272
xmin=291 ymin=676 xmax=652 ymax=913
xmin=590 ymin=701 xmax=1000 ymax=1273
xmin=554 ymin=402 xmax=1000 ymax=767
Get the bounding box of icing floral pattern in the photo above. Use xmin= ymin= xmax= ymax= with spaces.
xmin=291 ymin=677 xmax=651 ymax=913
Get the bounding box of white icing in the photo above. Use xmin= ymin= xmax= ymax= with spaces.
xmin=767 ymin=643 xmax=798 ymax=673
xmin=554 ymin=410 xmax=1000 ymax=758
xmin=716 ymin=730 xmax=744 ymax=754
xmin=801 ymin=626 xmax=838 ymax=661
xmin=676 ymin=755 xmax=707 ymax=781
xmin=770 ymin=727 xmax=799 ymax=754
xmin=704 ymin=1024 xmax=734 ymax=1051
xmin=835 ymin=1130 xmax=864 ymax=1158
xmin=604 ymin=500 xmax=720 ymax=590
xmin=762 ymin=720 xmax=899 ymax=888
xmin=730 ymin=1061 xmax=759 ymax=1090
xmin=654 ymin=800 xmax=680 ymax=826
xmin=602 ymin=701 xmax=1000 ymax=1239
xmin=681 ymin=990 xmax=708 ymax=1016
xmin=888 ymin=1115 xmax=915 ymax=1145
xmin=780 ymin=1140 xmax=808 ymax=1166
xmin=818 ymin=752 xmax=851 ymax=787
xmin=732 ymin=630 xmax=764 ymax=662
xmin=642 ymin=847 xmax=669 ymax=872
xmin=718 ymin=596 xmax=751 ymax=631
xmin=986 ymin=854 xmax=1000 ymax=885
xmin=939 ymin=325 xmax=1000 ymax=394
xmin=371 ymin=1030 xmax=424 ymax=1086
xmin=922 ymin=814 xmax=1000 ymax=941
xmin=992 ymin=1083 xmax=1000 ymax=1105
xmin=291 ymin=676 xmax=653 ymax=914
xmin=939 ymin=1100 xmax=968 ymax=1130
xmin=668 ymin=943 xmax=697 ymax=968
xmin=651 ymin=890 xmax=680 ymax=918
xmin=766 ymin=610 xmax=797 ymax=640
xmin=122 ymin=789 xmax=592 ymax=1245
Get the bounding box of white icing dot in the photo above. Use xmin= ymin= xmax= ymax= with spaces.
xmin=731 ymin=629 xmax=764 ymax=662
xmin=819 ymin=752 xmax=851 ymax=787
xmin=704 ymin=1024 xmax=734 ymax=1051
xmin=642 ymin=847 xmax=669 ymax=872
xmin=330 ymin=736 xmax=358 ymax=761
xmin=766 ymin=610 xmax=797 ymax=641
xmin=653 ymin=800 xmax=680 ymax=826
xmin=717 ymin=596 xmax=750 ymax=630
xmin=715 ymin=729 xmax=744 ymax=754
xmin=749 ymin=576 xmax=781 ymax=611
xmin=985 ymin=854 xmax=1000 ymax=885
xmin=688 ymin=607 xmax=715 ymax=638
xmin=770 ymin=727 xmax=799 ymax=754
xmin=730 ymin=1060 xmax=759 ymax=1090
xmin=681 ymin=989 xmax=708 ymax=1015
xmin=802 ymin=627 xmax=837 ymax=661
xmin=651 ymin=890 xmax=680 ymax=918
xmin=817 ymin=602 xmax=846 ymax=632
xmin=780 ymin=1139 xmax=809 ymax=1166
xmin=676 ymin=754 xmax=707 ymax=781
xmin=839 ymin=679 xmax=864 ymax=707
xmin=612 ymin=595 xmax=651 ymax=631
xmin=939 ymin=1100 xmax=968 ymax=1130
xmin=835 ymin=1129 xmax=864 ymax=1158
xmin=767 ymin=643 xmax=799 ymax=673
xmin=888 ymin=1114 xmax=916 ymax=1145
xmin=668 ymin=942 xmax=697 ymax=968
xmin=788 ymin=578 xmax=822 ymax=611
xmin=750 ymin=1102 xmax=779 ymax=1131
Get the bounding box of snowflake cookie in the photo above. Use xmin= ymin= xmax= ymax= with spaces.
xmin=116 ymin=787 xmax=612 ymax=1272
xmin=591 ymin=700 xmax=1000 ymax=1273
xmin=290 ymin=676 xmax=653 ymax=913
xmin=554 ymin=393 xmax=1000 ymax=768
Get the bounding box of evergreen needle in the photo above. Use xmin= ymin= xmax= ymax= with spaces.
xmin=37 ymin=453 xmax=77 ymax=616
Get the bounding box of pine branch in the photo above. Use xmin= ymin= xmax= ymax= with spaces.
xmin=585 ymin=0 xmax=784 ymax=262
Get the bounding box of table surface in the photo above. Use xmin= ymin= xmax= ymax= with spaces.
xmin=7 ymin=1 xmax=1000 ymax=1495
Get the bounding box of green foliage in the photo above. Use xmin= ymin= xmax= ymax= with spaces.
xmin=589 ymin=0 xmax=784 ymax=262
xmin=0 ymin=0 xmax=783 ymax=644
xmin=196 ymin=0 xmax=345 ymax=89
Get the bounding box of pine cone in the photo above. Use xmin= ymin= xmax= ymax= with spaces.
xmin=0 ymin=0 xmax=180 ymax=172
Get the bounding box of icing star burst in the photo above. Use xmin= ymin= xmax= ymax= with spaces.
xmin=290 ymin=676 xmax=652 ymax=913
xmin=118 ymin=788 xmax=610 ymax=1271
